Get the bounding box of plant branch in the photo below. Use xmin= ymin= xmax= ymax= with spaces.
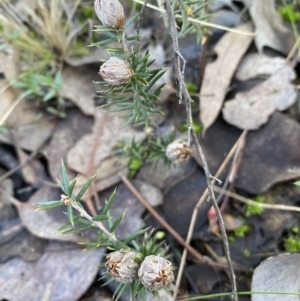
xmin=163 ymin=1 xmax=238 ymax=300
xmin=61 ymin=194 xmax=117 ymax=242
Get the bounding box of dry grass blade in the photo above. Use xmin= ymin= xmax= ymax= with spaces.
xmin=0 ymin=0 xmax=84 ymax=64
xmin=213 ymin=186 xmax=300 ymax=213
xmin=133 ymin=0 xmax=255 ymax=36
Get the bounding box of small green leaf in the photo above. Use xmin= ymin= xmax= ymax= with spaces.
xmin=294 ymin=181 xmax=300 ymax=187
xmin=75 ymin=175 xmax=95 ymax=201
xmin=67 ymin=205 xmax=74 ymax=226
xmin=135 ymin=76 xmax=149 ymax=86
xmin=110 ymin=211 xmax=126 ymax=233
xmin=60 ymin=223 xmax=92 ymax=235
xmin=114 ymin=240 xmax=129 ymax=249
xmin=115 ymin=283 xmax=131 ymax=301
xmin=36 ymin=200 xmax=64 ymax=210
xmin=68 ymin=177 xmax=77 ymax=197
xmin=124 ymin=227 xmax=149 ymax=244
xmin=102 ymin=189 xmax=116 ymax=215
xmin=57 ymin=216 xmax=81 ymax=232
xmin=92 ymin=214 xmax=111 ymax=221
xmin=60 ymin=160 xmax=69 ymax=194
xmin=43 ymin=89 xmax=56 ymax=101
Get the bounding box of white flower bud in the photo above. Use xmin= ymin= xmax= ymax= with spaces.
xmin=99 ymin=57 xmax=134 ymax=86
xmin=106 ymin=249 xmax=140 ymax=283
xmin=165 ymin=139 xmax=191 ymax=163
xmin=94 ymin=0 xmax=124 ymax=29
xmin=138 ymin=255 xmax=174 ymax=290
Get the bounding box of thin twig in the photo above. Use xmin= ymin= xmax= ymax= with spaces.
xmin=163 ymin=2 xmax=238 ymax=299
xmin=120 ymin=174 xmax=243 ymax=271
xmin=175 ymin=131 xmax=247 ymax=298
xmin=209 ymin=131 xmax=247 ymax=231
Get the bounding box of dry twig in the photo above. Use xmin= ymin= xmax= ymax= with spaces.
xmin=163 ymin=1 xmax=238 ymax=299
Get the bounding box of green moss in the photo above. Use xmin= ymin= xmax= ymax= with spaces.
xmin=178 ymin=119 xmax=203 ymax=135
xmin=284 ymin=235 xmax=300 ymax=252
xmin=246 ymin=195 xmax=265 ymax=216
xmin=278 ymin=4 xmax=300 ymax=22
xmin=233 ymin=224 xmax=251 ymax=238
xmin=243 ymin=249 xmax=250 ymax=257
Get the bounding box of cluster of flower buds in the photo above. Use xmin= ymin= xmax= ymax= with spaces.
xmin=165 ymin=139 xmax=191 ymax=163
xmin=106 ymin=250 xmax=174 ymax=290
xmin=105 ymin=249 xmax=140 ymax=283
xmin=138 ymin=255 xmax=174 ymax=290
xmin=94 ymin=1 xmax=134 ymax=86
xmin=99 ymin=57 xmax=134 ymax=86
xmin=94 ymin=0 xmax=124 ymax=29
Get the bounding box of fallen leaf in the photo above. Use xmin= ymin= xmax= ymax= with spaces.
xmin=0 ymin=95 xmax=57 ymax=151
xmin=47 ymin=109 xmax=94 ymax=181
xmin=198 ymin=113 xmax=300 ymax=194
xmin=0 ymin=241 xmax=103 ymax=301
xmin=17 ymin=186 xmax=96 ymax=242
xmin=0 ymin=229 xmax=47 ymax=263
xmin=251 ymin=253 xmax=300 ymax=301
xmin=67 ymin=110 xmax=145 ymax=191
xmin=235 ymin=53 xmax=287 ymax=81
xmin=199 ymin=22 xmax=254 ymax=131
xmin=73 ymin=155 xmax=129 ymax=196
xmin=61 ymin=66 xmax=100 ymax=116
xmin=223 ymin=64 xmax=296 ymax=130
xmin=65 ymin=48 xmax=110 ymax=66
xmin=248 ymin=0 xmax=295 ymax=55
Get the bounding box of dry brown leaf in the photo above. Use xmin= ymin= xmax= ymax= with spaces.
xmin=15 ymin=146 xmax=46 ymax=186
xmin=17 ymin=186 xmax=96 ymax=242
xmin=0 ymin=241 xmax=102 ymax=301
xmin=0 ymin=97 xmax=57 ymax=151
xmin=61 ymin=65 xmax=100 ymax=116
xmin=235 ymin=53 xmax=287 ymax=81
xmin=199 ymin=22 xmax=254 ymax=131
xmin=248 ymin=0 xmax=295 ymax=55
xmin=47 ymin=109 xmax=94 ymax=181
xmin=223 ymin=64 xmax=296 ymax=130
xmin=67 ymin=110 xmax=145 ymax=191
xmin=65 ymin=48 xmax=110 ymax=66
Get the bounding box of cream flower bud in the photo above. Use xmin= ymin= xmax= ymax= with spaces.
xmin=94 ymin=0 xmax=124 ymax=29
xmin=165 ymin=139 xmax=191 ymax=163
xmin=99 ymin=57 xmax=134 ymax=86
xmin=105 ymin=249 xmax=140 ymax=283
xmin=138 ymin=255 xmax=174 ymax=290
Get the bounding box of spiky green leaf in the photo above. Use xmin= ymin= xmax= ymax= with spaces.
xmin=75 ymin=175 xmax=95 ymax=201
xmin=110 ymin=212 xmax=126 ymax=233
xmin=67 ymin=205 xmax=74 ymax=226
xmin=36 ymin=200 xmax=64 ymax=210
xmin=102 ymin=189 xmax=116 ymax=215
xmin=60 ymin=160 xmax=69 ymax=194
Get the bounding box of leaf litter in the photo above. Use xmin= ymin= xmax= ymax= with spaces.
xmin=1 ymin=0 xmax=300 ymax=300
xmin=199 ymin=22 xmax=254 ymax=131
xmin=223 ymin=58 xmax=297 ymax=130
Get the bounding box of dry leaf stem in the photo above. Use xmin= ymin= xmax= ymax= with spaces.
xmin=163 ymin=1 xmax=238 ymax=300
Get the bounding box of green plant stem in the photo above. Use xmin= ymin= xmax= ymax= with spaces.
xmin=163 ymin=0 xmax=238 ymax=300
xmin=71 ymin=200 xmax=117 ymax=242
xmin=179 ymin=291 xmax=300 ymax=301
